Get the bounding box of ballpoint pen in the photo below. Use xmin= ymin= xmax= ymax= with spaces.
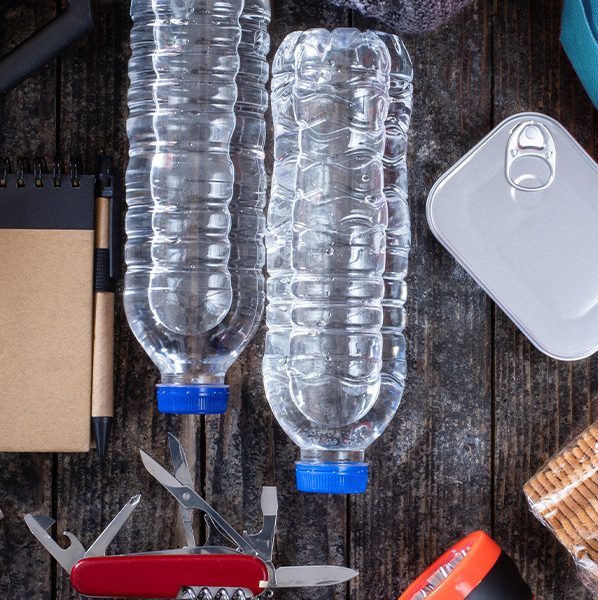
xmin=91 ymin=155 xmax=118 ymax=457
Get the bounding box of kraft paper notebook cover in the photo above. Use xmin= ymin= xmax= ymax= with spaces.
xmin=0 ymin=164 xmax=94 ymax=451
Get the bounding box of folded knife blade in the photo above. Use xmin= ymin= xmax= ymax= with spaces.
xmin=271 ymin=565 xmax=358 ymax=588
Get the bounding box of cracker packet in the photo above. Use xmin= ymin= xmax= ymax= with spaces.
xmin=524 ymin=421 xmax=598 ymax=593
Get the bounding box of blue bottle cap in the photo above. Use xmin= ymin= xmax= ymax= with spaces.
xmin=295 ymin=461 xmax=369 ymax=494
xmin=157 ymin=384 xmax=229 ymax=415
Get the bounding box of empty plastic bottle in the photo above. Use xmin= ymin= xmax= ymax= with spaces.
xmin=149 ymin=0 xmax=241 ymax=335
xmin=263 ymin=28 xmax=413 ymax=493
xmin=221 ymin=0 xmax=270 ymax=359
xmin=125 ymin=0 xmax=269 ymax=414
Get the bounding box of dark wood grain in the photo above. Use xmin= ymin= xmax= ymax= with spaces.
xmin=350 ymin=2 xmax=494 ymax=598
xmin=0 ymin=2 xmax=57 ymax=599
xmin=0 ymin=1 xmax=57 ymax=156
xmin=492 ymin=1 xmax=598 ymax=599
xmin=2 ymin=1 xmax=598 ymax=599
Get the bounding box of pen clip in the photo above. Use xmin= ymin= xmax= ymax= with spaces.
xmin=95 ymin=155 xmax=121 ymax=282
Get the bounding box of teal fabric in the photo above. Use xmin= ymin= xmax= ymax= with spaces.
xmin=561 ymin=0 xmax=598 ymax=109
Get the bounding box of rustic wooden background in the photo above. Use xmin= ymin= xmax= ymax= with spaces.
xmin=1 ymin=0 xmax=597 ymax=598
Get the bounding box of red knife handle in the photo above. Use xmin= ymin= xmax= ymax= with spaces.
xmin=70 ymin=554 xmax=269 ymax=598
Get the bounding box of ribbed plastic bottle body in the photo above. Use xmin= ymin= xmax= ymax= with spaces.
xmin=148 ymin=0 xmax=242 ymax=337
xmin=263 ymin=31 xmax=302 ymax=428
xmin=126 ymin=0 xmax=155 ymax=275
xmin=288 ymin=29 xmax=390 ymax=428
xmin=376 ymin=31 xmax=412 ymax=435
xmin=212 ymin=0 xmax=270 ymax=356
xmin=125 ymin=0 xmax=269 ymax=413
xmin=125 ymin=0 xmax=163 ymax=372
xmin=263 ymin=28 xmax=413 ymax=493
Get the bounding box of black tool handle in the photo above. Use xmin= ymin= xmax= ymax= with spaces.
xmin=0 ymin=0 xmax=94 ymax=94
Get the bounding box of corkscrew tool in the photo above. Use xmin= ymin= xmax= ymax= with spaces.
xmin=25 ymin=433 xmax=358 ymax=599
xmin=398 ymin=531 xmax=532 ymax=600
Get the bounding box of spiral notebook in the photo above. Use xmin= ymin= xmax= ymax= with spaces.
xmin=0 ymin=159 xmax=95 ymax=452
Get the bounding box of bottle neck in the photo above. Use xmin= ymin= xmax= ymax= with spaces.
xmin=300 ymin=449 xmax=365 ymax=464
xmin=161 ymin=373 xmax=224 ymax=386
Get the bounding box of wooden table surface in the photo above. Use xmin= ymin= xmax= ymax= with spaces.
xmin=1 ymin=1 xmax=597 ymax=599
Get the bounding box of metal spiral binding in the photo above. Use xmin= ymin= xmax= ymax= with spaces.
xmin=52 ymin=158 xmax=63 ymax=187
xmin=0 ymin=156 xmax=79 ymax=187
xmin=69 ymin=156 xmax=81 ymax=187
xmin=0 ymin=158 xmax=10 ymax=187
xmin=16 ymin=156 xmax=27 ymax=187
xmin=33 ymin=157 xmax=46 ymax=187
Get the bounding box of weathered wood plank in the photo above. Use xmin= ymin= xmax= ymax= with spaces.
xmin=350 ymin=2 xmax=494 ymax=598
xmin=0 ymin=2 xmax=57 ymax=599
xmin=4 ymin=2 xmax=595 ymax=600
xmin=204 ymin=4 xmax=351 ymax=600
xmin=0 ymin=2 xmax=57 ymax=156
xmin=492 ymin=1 xmax=598 ymax=598
xmin=56 ymin=2 xmax=203 ymax=599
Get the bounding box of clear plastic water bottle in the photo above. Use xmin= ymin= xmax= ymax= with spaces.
xmin=263 ymin=28 xmax=413 ymax=493
xmin=125 ymin=0 xmax=155 ymax=314
xmin=125 ymin=0 xmax=269 ymax=414
xmin=220 ymin=0 xmax=270 ymax=355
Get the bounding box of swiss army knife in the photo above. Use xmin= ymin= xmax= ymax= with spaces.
xmin=25 ymin=433 xmax=358 ymax=599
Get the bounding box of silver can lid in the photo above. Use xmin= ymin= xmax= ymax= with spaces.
xmin=427 ymin=112 xmax=598 ymax=361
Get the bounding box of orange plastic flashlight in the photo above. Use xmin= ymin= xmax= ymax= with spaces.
xmin=398 ymin=532 xmax=532 ymax=600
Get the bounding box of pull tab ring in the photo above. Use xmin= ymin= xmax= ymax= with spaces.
xmin=506 ymin=120 xmax=556 ymax=192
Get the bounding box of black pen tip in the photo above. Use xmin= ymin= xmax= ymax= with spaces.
xmin=93 ymin=417 xmax=112 ymax=459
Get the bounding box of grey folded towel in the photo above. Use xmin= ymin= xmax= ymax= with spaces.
xmin=330 ymin=0 xmax=473 ymax=33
